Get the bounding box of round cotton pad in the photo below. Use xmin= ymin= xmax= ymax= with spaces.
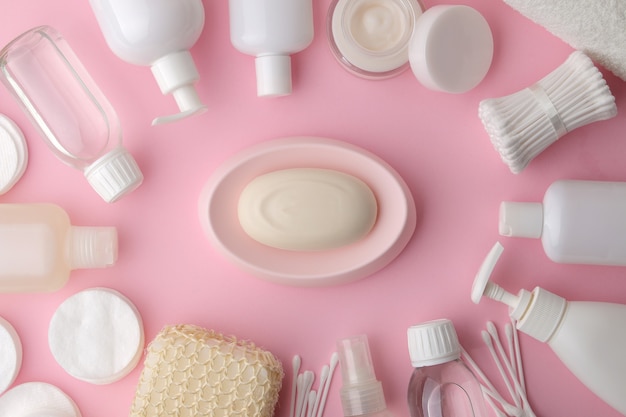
xmin=0 ymin=382 xmax=81 ymax=417
xmin=0 ymin=316 xmax=22 ymax=395
xmin=0 ymin=114 xmax=27 ymax=195
xmin=48 ymin=288 xmax=145 ymax=384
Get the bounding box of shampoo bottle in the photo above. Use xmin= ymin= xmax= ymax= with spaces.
xmin=499 ymin=179 xmax=626 ymax=265
xmin=88 ymin=0 xmax=207 ymax=125
xmin=229 ymin=0 xmax=314 ymax=97
xmin=473 ymin=242 xmax=626 ymax=415
xmin=407 ymin=319 xmax=488 ymax=417
xmin=0 ymin=204 xmax=117 ymax=293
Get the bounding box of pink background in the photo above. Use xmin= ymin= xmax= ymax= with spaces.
xmin=1 ymin=0 xmax=626 ymax=416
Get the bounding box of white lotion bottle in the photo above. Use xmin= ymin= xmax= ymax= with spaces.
xmin=229 ymin=0 xmax=314 ymax=97
xmin=500 ymin=179 xmax=626 ymax=265
xmin=88 ymin=0 xmax=207 ymax=125
xmin=473 ymin=242 xmax=626 ymax=415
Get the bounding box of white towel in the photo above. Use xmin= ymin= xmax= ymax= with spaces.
xmin=503 ymin=0 xmax=626 ymax=81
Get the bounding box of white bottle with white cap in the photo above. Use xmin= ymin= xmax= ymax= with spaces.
xmin=473 ymin=242 xmax=626 ymax=415
xmin=499 ymin=179 xmax=626 ymax=265
xmin=88 ymin=0 xmax=207 ymax=125
xmin=228 ymin=0 xmax=314 ymax=97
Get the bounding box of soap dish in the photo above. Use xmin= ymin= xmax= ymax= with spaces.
xmin=198 ymin=136 xmax=417 ymax=286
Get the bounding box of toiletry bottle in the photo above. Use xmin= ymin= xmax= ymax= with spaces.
xmin=0 ymin=26 xmax=143 ymax=203
xmin=499 ymin=179 xmax=626 ymax=265
xmin=88 ymin=0 xmax=207 ymax=125
xmin=473 ymin=242 xmax=626 ymax=415
xmin=0 ymin=203 xmax=117 ymax=293
xmin=229 ymin=0 xmax=314 ymax=97
xmin=407 ymin=319 xmax=488 ymax=417
xmin=337 ymin=334 xmax=394 ymax=417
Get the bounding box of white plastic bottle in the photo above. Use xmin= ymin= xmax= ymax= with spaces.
xmin=473 ymin=242 xmax=626 ymax=415
xmin=407 ymin=319 xmax=488 ymax=417
xmin=499 ymin=179 xmax=626 ymax=265
xmin=229 ymin=0 xmax=314 ymax=97
xmin=88 ymin=0 xmax=207 ymax=125
xmin=0 ymin=203 xmax=117 ymax=293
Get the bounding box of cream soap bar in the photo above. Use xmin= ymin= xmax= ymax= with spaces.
xmin=238 ymin=168 xmax=378 ymax=251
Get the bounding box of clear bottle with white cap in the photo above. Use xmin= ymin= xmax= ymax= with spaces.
xmin=499 ymin=179 xmax=626 ymax=265
xmin=0 ymin=26 xmax=143 ymax=203
xmin=407 ymin=319 xmax=488 ymax=417
xmin=473 ymin=241 xmax=626 ymax=415
xmin=0 ymin=203 xmax=117 ymax=293
xmin=337 ymin=334 xmax=394 ymax=417
xmin=229 ymin=0 xmax=314 ymax=97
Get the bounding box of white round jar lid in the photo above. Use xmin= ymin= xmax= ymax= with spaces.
xmin=48 ymin=287 xmax=145 ymax=384
xmin=0 ymin=316 xmax=22 ymax=395
xmin=0 ymin=382 xmax=81 ymax=417
xmin=0 ymin=114 xmax=28 ymax=195
xmin=409 ymin=5 xmax=493 ymax=93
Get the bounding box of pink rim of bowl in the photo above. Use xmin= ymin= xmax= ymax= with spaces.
xmin=198 ymin=136 xmax=417 ymax=286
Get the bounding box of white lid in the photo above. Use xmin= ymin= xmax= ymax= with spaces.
xmin=407 ymin=319 xmax=460 ymax=367
xmin=68 ymin=226 xmax=118 ymax=269
xmin=409 ymin=5 xmax=493 ymax=93
xmin=0 ymin=114 xmax=28 ymax=195
xmin=499 ymin=201 xmax=543 ymax=238
xmin=84 ymin=147 xmax=143 ymax=203
xmin=0 ymin=382 xmax=81 ymax=417
xmin=0 ymin=316 xmax=22 ymax=395
xmin=255 ymin=55 xmax=292 ymax=97
xmin=48 ymin=288 xmax=145 ymax=385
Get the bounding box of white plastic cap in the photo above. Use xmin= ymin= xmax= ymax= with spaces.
xmin=0 ymin=317 xmax=22 ymax=396
xmin=0 ymin=115 xmax=28 ymax=195
xmin=407 ymin=319 xmax=460 ymax=367
xmin=255 ymin=55 xmax=292 ymax=97
xmin=68 ymin=226 xmax=118 ymax=269
xmin=499 ymin=202 xmax=543 ymax=238
xmin=84 ymin=147 xmax=143 ymax=203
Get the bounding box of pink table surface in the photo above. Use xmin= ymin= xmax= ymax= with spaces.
xmin=1 ymin=0 xmax=626 ymax=416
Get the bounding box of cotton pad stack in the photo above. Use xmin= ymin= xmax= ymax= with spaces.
xmin=0 ymin=382 xmax=82 ymax=417
xmin=130 ymin=324 xmax=284 ymax=417
xmin=0 ymin=317 xmax=21 ymax=395
xmin=479 ymin=51 xmax=617 ymax=173
xmin=0 ymin=115 xmax=27 ymax=195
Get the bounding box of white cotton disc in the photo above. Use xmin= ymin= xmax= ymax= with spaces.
xmin=48 ymin=287 xmax=145 ymax=385
xmin=0 ymin=114 xmax=28 ymax=195
xmin=0 ymin=382 xmax=81 ymax=417
xmin=0 ymin=316 xmax=22 ymax=395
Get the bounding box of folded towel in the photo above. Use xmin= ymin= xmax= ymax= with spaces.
xmin=503 ymin=0 xmax=626 ymax=81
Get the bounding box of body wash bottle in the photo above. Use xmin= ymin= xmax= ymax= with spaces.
xmin=0 ymin=204 xmax=117 ymax=293
xmin=88 ymin=0 xmax=207 ymax=125
xmin=229 ymin=0 xmax=314 ymax=97
xmin=473 ymin=242 xmax=626 ymax=415
xmin=499 ymin=179 xmax=626 ymax=265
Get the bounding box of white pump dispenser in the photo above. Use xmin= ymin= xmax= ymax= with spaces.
xmin=472 ymin=242 xmax=626 ymax=415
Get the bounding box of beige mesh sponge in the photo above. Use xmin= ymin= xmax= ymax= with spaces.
xmin=130 ymin=324 xmax=284 ymax=417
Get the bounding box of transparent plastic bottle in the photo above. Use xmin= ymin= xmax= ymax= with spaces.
xmin=407 ymin=319 xmax=488 ymax=417
xmin=0 ymin=203 xmax=117 ymax=293
xmin=0 ymin=26 xmax=143 ymax=203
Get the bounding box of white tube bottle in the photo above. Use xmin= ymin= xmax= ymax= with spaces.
xmin=473 ymin=242 xmax=626 ymax=415
xmin=229 ymin=0 xmax=314 ymax=97
xmin=499 ymin=179 xmax=626 ymax=265
xmin=88 ymin=0 xmax=207 ymax=125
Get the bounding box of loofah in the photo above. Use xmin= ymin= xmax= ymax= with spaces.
xmin=479 ymin=51 xmax=617 ymax=174
xmin=130 ymin=324 xmax=284 ymax=417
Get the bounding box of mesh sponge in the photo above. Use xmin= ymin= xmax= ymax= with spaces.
xmin=130 ymin=324 xmax=284 ymax=417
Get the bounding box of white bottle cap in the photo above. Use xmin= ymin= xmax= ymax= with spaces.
xmin=68 ymin=226 xmax=118 ymax=269
xmin=0 ymin=382 xmax=81 ymax=417
xmin=255 ymin=55 xmax=292 ymax=97
xmin=84 ymin=146 xmax=143 ymax=203
xmin=407 ymin=319 xmax=460 ymax=367
xmin=0 ymin=114 xmax=28 ymax=195
xmin=151 ymin=50 xmax=207 ymax=125
xmin=0 ymin=317 xmax=22 ymax=395
xmin=409 ymin=5 xmax=493 ymax=93
xmin=499 ymin=201 xmax=543 ymax=238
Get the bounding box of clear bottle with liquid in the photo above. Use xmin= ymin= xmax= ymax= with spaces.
xmin=0 ymin=203 xmax=117 ymax=293
xmin=407 ymin=319 xmax=488 ymax=417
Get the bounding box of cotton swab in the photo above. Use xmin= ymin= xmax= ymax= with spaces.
xmin=315 ymin=352 xmax=339 ymax=417
xmin=311 ymin=365 xmax=329 ymax=417
xmin=306 ymin=391 xmax=317 ymax=417
xmin=290 ymin=352 xmax=339 ymax=417
xmin=290 ymin=356 xmax=302 ymax=417
xmin=482 ymin=330 xmax=521 ymax=409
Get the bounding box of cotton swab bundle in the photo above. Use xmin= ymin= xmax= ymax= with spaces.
xmin=479 ymin=51 xmax=617 ymax=174
xmin=290 ymin=353 xmax=339 ymax=417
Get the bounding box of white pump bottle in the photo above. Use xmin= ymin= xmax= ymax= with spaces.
xmin=472 ymin=242 xmax=626 ymax=415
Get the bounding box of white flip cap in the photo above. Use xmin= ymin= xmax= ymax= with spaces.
xmin=499 ymin=201 xmax=543 ymax=238
xmin=83 ymin=146 xmax=143 ymax=203
xmin=48 ymin=288 xmax=145 ymax=385
xmin=0 ymin=316 xmax=22 ymax=395
xmin=0 ymin=114 xmax=28 ymax=195
xmin=255 ymin=55 xmax=292 ymax=97
xmin=0 ymin=382 xmax=81 ymax=417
